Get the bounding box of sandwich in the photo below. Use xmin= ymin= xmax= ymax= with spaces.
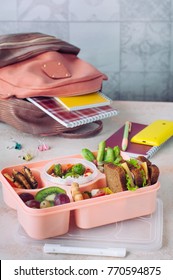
xmin=104 ymin=155 xmax=160 ymax=193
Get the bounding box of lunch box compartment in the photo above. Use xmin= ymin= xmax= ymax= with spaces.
xmin=74 ymin=183 xmax=159 ymax=229
xmin=17 ymin=204 xmax=71 ymax=240
xmin=42 ymin=158 xmax=99 ymax=185
xmin=0 ymin=167 xmax=46 ymax=210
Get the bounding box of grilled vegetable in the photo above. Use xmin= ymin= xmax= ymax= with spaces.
xmin=3 ymin=173 xmax=24 ymax=189
xmin=12 ymin=169 xmax=31 ymax=189
xmin=22 ymin=166 xmax=38 ymax=189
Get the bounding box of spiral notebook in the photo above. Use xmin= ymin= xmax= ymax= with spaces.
xmin=27 ymin=96 xmax=118 ymax=128
xmin=54 ymin=92 xmax=111 ymax=111
xmin=105 ymin=122 xmax=165 ymax=159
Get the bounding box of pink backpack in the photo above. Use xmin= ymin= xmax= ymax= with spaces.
xmin=0 ymin=33 xmax=107 ymax=99
xmin=0 ymin=32 xmax=106 ymax=137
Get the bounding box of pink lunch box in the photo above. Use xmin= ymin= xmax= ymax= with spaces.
xmin=0 ymin=153 xmax=160 ymax=240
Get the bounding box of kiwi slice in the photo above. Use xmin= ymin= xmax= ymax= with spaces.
xmin=35 ymin=186 xmax=66 ymax=202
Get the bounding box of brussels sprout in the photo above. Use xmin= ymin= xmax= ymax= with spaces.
xmin=54 ymin=164 xmax=62 ymax=177
xmin=72 ymin=163 xmax=85 ymax=175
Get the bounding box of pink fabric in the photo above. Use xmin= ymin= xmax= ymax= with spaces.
xmin=0 ymin=51 xmax=107 ymax=99
xmin=0 ymin=32 xmax=80 ymax=67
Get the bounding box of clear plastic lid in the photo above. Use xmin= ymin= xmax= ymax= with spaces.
xmin=16 ymin=198 xmax=163 ymax=256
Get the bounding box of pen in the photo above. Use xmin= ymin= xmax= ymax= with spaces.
xmin=43 ymin=244 xmax=126 ymax=257
xmin=122 ymin=121 xmax=132 ymax=151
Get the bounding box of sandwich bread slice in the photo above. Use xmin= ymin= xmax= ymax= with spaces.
xmin=104 ymin=156 xmax=159 ymax=193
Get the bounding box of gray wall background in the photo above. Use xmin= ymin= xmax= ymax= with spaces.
xmin=0 ymin=0 xmax=173 ymax=101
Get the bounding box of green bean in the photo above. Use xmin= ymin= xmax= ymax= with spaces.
xmin=104 ymin=147 xmax=115 ymax=163
xmin=81 ymin=148 xmax=95 ymax=162
xmin=113 ymin=145 xmax=121 ymax=158
xmin=97 ymin=141 xmax=106 ymax=163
